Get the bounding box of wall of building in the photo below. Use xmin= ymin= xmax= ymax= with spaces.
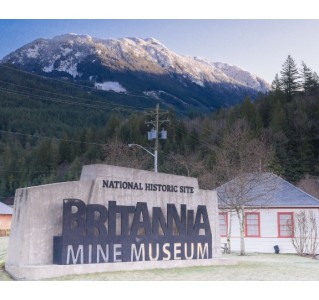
xmin=0 ymin=214 xmax=12 ymax=236
xmin=0 ymin=215 xmax=11 ymax=229
xmin=220 ymin=208 xmax=319 ymax=253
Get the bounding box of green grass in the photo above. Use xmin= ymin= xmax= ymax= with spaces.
xmin=1 ymin=237 xmax=319 ymax=281
xmin=0 ymin=237 xmax=11 ymax=281
xmin=53 ymin=253 xmax=319 ymax=281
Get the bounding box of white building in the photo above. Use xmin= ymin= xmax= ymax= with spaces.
xmin=218 ymin=173 xmax=319 ymax=254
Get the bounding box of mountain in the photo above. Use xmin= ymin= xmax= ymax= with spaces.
xmin=1 ymin=34 xmax=270 ymax=112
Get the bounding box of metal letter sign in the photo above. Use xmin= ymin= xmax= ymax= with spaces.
xmin=53 ymin=199 xmax=212 ymax=265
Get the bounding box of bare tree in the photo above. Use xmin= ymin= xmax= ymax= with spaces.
xmin=297 ymin=175 xmax=319 ymax=200
xmin=307 ymin=211 xmax=319 ymax=258
xmin=215 ymin=120 xmax=275 ymax=255
xmin=219 ymin=207 xmax=234 ymax=254
xmin=164 ymin=152 xmax=216 ymax=189
xmin=292 ymin=210 xmax=319 ymax=258
xmin=291 ymin=211 xmax=307 ymax=256
xmin=166 ymin=152 xmax=202 ymax=177
xmin=101 ymin=139 xmax=152 ymax=170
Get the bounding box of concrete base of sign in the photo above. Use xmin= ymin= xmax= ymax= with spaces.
xmin=6 ymin=258 xmax=237 ymax=280
xmin=6 ymin=164 xmax=231 ymax=280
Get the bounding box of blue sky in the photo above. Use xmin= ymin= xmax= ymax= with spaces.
xmin=1 ymin=19 xmax=319 ymax=83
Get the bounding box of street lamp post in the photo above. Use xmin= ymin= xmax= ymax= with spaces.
xmin=128 ymin=143 xmax=158 ymax=172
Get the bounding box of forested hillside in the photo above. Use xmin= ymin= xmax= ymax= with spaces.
xmin=1 ymin=56 xmax=319 ymax=200
xmin=1 ymin=34 xmax=270 ymax=112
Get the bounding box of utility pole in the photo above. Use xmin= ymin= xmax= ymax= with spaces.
xmin=129 ymin=104 xmax=169 ymax=172
xmin=145 ymin=103 xmax=169 ymax=172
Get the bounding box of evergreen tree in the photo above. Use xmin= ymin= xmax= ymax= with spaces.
xmin=240 ymin=96 xmax=262 ymax=130
xmin=280 ymin=55 xmax=301 ymax=101
xmin=311 ymin=72 xmax=319 ymax=91
xmin=59 ymin=136 xmax=74 ymax=163
xmin=270 ymin=100 xmax=287 ymax=133
xmin=300 ymin=61 xmax=317 ymax=93
xmin=67 ymin=157 xmax=82 ymax=181
xmin=271 ymin=73 xmax=281 ymax=91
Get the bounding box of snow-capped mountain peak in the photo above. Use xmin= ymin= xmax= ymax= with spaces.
xmin=1 ymin=34 xmax=270 ymax=111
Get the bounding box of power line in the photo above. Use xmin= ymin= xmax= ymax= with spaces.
xmin=0 ymin=88 xmax=212 ymax=150
xmin=0 ymin=95 xmax=210 ymax=147
xmin=0 ymin=78 xmax=152 ymax=112
xmin=3 ymin=109 xmax=316 ymax=160
xmin=172 ymin=125 xmax=214 ymax=149
xmin=0 ymin=86 xmax=142 ymax=113
xmin=0 ymin=64 xmax=168 ymax=103
xmin=0 ymin=169 xmax=55 ymax=173
xmin=0 ymin=64 xmax=196 ymax=118
xmin=0 ymin=66 xmax=217 ymax=162
xmin=0 ymin=126 xmax=214 ymax=157
xmin=0 ymin=129 xmax=107 ymax=146
xmin=0 ymin=86 xmax=104 ymax=109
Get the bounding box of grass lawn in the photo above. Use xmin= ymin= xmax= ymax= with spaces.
xmin=0 ymin=237 xmax=11 ymax=281
xmin=1 ymin=237 xmax=319 ymax=281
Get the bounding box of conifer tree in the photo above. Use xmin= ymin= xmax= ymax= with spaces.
xmin=300 ymin=61 xmax=316 ymax=93
xmin=311 ymin=72 xmax=319 ymax=91
xmin=280 ymin=55 xmax=301 ymax=101
xmin=271 ymin=73 xmax=281 ymax=91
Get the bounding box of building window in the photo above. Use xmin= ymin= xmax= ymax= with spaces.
xmin=245 ymin=212 xmax=260 ymax=237
xmin=219 ymin=213 xmax=228 ymax=237
xmin=278 ymin=212 xmax=294 ymax=238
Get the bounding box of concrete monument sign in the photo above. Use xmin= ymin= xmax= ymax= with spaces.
xmin=5 ymin=164 xmax=234 ymax=280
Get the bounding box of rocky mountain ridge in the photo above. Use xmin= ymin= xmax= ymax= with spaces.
xmin=1 ymin=34 xmax=270 ymax=111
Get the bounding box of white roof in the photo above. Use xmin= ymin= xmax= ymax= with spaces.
xmin=0 ymin=202 xmax=13 ymax=214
